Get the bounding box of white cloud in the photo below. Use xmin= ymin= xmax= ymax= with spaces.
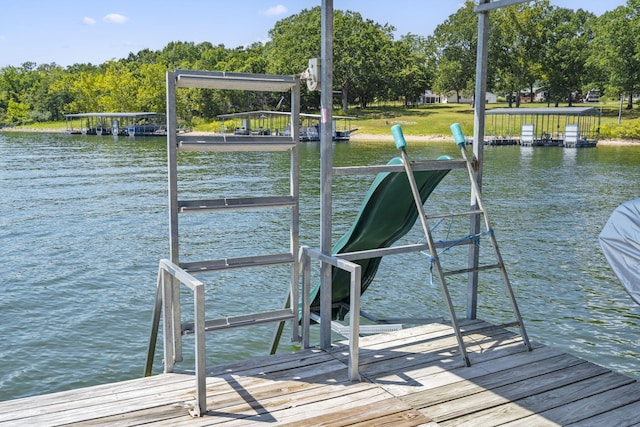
xmin=262 ymin=5 xmax=287 ymax=16
xmin=83 ymin=17 xmax=96 ymax=25
xmin=103 ymin=13 xmax=128 ymax=24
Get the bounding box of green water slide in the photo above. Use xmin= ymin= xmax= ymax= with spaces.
xmin=309 ymin=155 xmax=453 ymax=320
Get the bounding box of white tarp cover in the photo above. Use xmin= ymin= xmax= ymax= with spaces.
xmin=599 ymin=198 xmax=640 ymax=305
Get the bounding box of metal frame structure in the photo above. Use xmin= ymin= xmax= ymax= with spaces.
xmin=311 ymin=0 xmax=532 ymax=371
xmin=143 ymin=0 xmax=534 ymax=417
xmin=301 ymin=157 xmax=473 ymax=378
xmin=146 ymin=70 xmax=302 ymax=416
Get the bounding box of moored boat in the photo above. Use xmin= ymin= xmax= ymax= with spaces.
xmin=600 ymin=198 xmax=640 ymax=305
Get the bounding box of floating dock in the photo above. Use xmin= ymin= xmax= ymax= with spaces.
xmin=1 ymin=319 xmax=638 ymax=426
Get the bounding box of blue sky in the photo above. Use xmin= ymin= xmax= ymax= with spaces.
xmin=0 ymin=1 xmax=627 ymax=68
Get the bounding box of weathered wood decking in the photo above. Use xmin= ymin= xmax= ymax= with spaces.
xmin=1 ymin=319 xmax=639 ymax=426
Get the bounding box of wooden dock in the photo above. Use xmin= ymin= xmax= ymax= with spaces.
xmin=1 ymin=319 xmax=639 ymax=426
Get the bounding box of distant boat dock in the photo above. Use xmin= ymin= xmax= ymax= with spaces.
xmin=64 ymin=112 xmax=167 ymax=136
xmin=485 ymin=107 xmax=600 ymax=147
xmin=217 ymin=110 xmax=357 ymax=142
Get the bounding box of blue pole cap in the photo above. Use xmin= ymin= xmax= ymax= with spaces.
xmin=450 ymin=123 xmax=466 ymax=146
xmin=391 ymin=124 xmax=407 ymax=150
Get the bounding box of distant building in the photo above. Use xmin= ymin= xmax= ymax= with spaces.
xmin=418 ymin=90 xmax=496 ymax=104
xmin=519 ymin=87 xmax=546 ymax=103
xmin=419 ymin=90 xmax=441 ymax=104
xmin=440 ymin=91 xmax=497 ymax=104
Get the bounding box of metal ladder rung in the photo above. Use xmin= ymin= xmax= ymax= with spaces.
xmin=499 ymin=320 xmax=523 ymax=329
xmin=332 ymin=159 xmax=467 ymax=175
xmin=182 ymin=309 xmax=296 ymax=334
xmin=426 ymin=209 xmax=484 ymax=220
xmin=178 ymin=196 xmax=296 ymax=213
xmin=442 ymin=262 xmax=502 ymax=277
xmin=178 ymin=135 xmax=295 ymax=152
xmin=435 ymin=236 xmax=477 ymax=249
xmin=181 ymin=252 xmax=295 ymax=273
xmin=335 ymin=237 xmax=477 ymax=262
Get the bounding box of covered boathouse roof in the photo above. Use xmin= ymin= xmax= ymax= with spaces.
xmin=486 ymin=106 xmax=599 ymax=116
xmin=64 ymin=112 xmax=164 ymax=119
xmin=216 ymin=110 xmax=355 ymax=120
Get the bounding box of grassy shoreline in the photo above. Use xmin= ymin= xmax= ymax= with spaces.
xmin=2 ymin=102 xmax=639 ymax=145
xmin=1 ymin=125 xmax=636 ymax=145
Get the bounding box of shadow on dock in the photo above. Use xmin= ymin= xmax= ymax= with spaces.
xmin=1 ymin=319 xmax=638 ymax=426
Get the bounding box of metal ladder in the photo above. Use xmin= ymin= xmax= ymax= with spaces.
xmin=392 ymin=124 xmax=532 ymax=366
xmin=145 ymin=70 xmax=302 ymax=416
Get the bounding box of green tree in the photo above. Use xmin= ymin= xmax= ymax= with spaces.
xmin=334 ymin=10 xmax=396 ymax=108
xmin=28 ymin=63 xmax=72 ymax=121
xmin=134 ymin=62 xmax=167 ymax=113
xmin=0 ymin=66 xmax=23 ymax=120
xmin=433 ymin=58 xmax=467 ymax=103
xmin=157 ymin=41 xmax=204 ymax=69
xmin=0 ymin=62 xmax=43 ymax=123
xmin=491 ymin=1 xmax=549 ymax=106
xmin=125 ymin=48 xmax=160 ymax=64
xmin=0 ymin=63 xmax=38 ymax=103
xmin=66 ymin=70 xmax=101 ymax=113
xmin=266 ymin=8 xmax=319 ymax=75
xmin=388 ymin=34 xmax=433 ymax=106
xmin=430 ymin=1 xmax=477 ymax=103
xmin=542 ymin=7 xmax=595 ymax=106
xmin=95 ymin=61 xmax=139 ymax=111
xmin=6 ymin=99 xmax=30 ymax=124
xmin=266 ymin=7 xmax=397 ymax=110
xmin=588 ymin=1 xmax=640 ymax=109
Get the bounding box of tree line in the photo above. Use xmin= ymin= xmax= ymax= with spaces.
xmin=1 ymin=0 xmax=639 ymax=126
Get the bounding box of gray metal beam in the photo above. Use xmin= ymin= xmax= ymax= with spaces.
xmin=175 ymin=70 xmax=297 ymax=91
xmin=474 ymin=0 xmax=530 ymax=13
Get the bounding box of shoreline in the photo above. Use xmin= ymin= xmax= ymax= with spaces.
xmin=1 ymin=126 xmax=638 ymax=146
xmin=349 ymin=132 xmax=639 ymax=146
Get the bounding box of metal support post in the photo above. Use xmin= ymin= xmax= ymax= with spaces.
xmin=319 ymin=0 xmax=334 ymax=350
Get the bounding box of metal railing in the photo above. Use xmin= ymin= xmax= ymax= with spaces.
xmin=299 ymin=246 xmax=362 ymax=381
xmin=151 ymin=259 xmax=207 ymax=417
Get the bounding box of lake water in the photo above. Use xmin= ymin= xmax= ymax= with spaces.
xmin=1 ymin=132 xmax=639 ymax=402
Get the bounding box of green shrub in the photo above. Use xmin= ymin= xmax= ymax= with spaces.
xmin=600 ymin=119 xmax=640 ymax=140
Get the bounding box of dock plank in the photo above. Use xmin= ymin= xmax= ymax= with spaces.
xmin=333 ymin=326 xmax=525 ymax=375
xmin=504 ymin=381 xmax=640 ymax=426
xmin=565 ymin=399 xmax=640 ymax=427
xmin=376 ymin=342 xmax=556 ymax=397
xmin=400 ymin=352 xmax=585 ymax=409
xmin=441 ymin=371 xmax=636 ymax=426
xmin=419 ymin=361 xmax=612 ymax=422
xmin=0 ymin=321 xmax=637 ymax=427
xmin=8 ymin=354 xmax=347 ymax=426
xmin=280 ymin=397 xmax=432 ymax=426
